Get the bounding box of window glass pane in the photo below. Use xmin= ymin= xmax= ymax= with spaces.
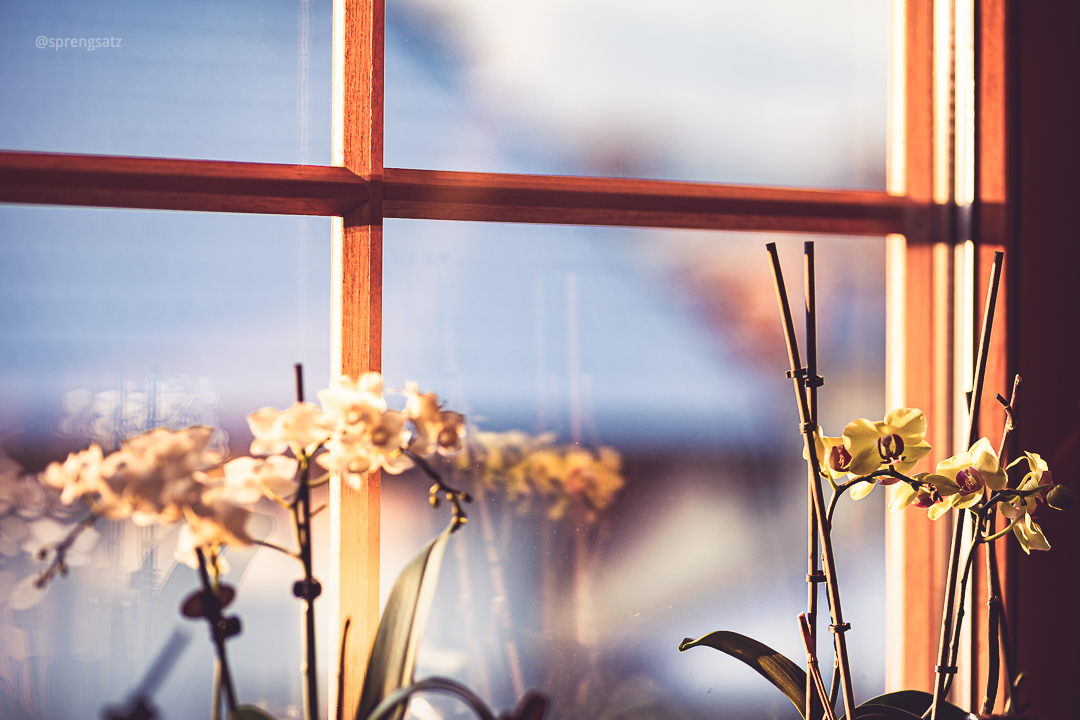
xmin=0 ymin=0 xmax=332 ymax=164
xmin=0 ymin=206 xmax=331 ymax=719
xmin=382 ymin=220 xmax=887 ymax=718
xmin=386 ymin=0 xmax=888 ymax=189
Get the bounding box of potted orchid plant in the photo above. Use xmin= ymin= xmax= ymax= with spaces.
xmin=679 ymin=244 xmax=1072 ymax=720
xmin=17 ymin=366 xmax=540 ymax=720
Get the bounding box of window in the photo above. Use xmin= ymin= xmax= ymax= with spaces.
xmin=4 ymin=1 xmax=1072 ymax=719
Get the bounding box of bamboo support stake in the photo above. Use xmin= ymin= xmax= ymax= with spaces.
xmin=767 ymin=243 xmax=856 ymax=720
xmin=930 ymin=251 xmax=1003 ymax=720
xmin=804 ymin=241 xmax=824 ymax=720
xmin=800 ymin=614 xmax=838 ymax=720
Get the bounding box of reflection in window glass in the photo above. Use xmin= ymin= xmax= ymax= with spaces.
xmin=383 ymin=220 xmax=887 ymax=719
xmin=0 ymin=207 xmax=331 ymax=719
xmin=0 ymin=0 xmax=332 ymax=164
xmin=386 ymin=0 xmax=888 ymax=188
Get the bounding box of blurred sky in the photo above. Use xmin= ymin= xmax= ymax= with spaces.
xmin=0 ymin=0 xmax=889 ymax=454
xmin=0 ymin=2 xmax=890 ymax=719
xmin=385 ymin=0 xmax=888 ymax=186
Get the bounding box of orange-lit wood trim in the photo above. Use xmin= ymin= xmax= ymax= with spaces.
xmin=0 ymin=150 xmax=369 ymax=216
xmin=384 ymin=167 xmax=914 ymax=234
xmin=887 ymin=0 xmax=951 ymax=698
xmin=329 ymin=0 xmax=384 ymax=718
xmin=0 ymin=148 xmax=929 ymax=234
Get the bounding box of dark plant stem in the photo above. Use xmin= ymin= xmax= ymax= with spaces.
xmin=997 ymin=596 xmax=1019 ymax=714
xmin=767 ymin=242 xmax=856 ymax=720
xmin=403 ymin=449 xmax=470 ymax=529
xmin=828 ymin=654 xmax=840 ymax=710
xmin=293 ymin=363 xmax=320 ymax=720
xmin=982 ymin=375 xmax=1020 ymax=715
xmin=981 ymin=531 xmax=1003 ymax=717
xmin=33 ymin=511 xmax=97 ymax=589
xmin=826 ymin=467 xmax=919 ymax=526
xmin=211 ymin=659 xmax=222 ymax=720
xmin=195 ymin=547 xmax=238 ymax=714
xmin=942 ymin=514 xmax=984 ymax=699
xmin=295 ymin=459 xmax=319 ymax=720
xmin=337 ymin=619 xmax=350 ymax=720
xmin=930 ymin=251 xmax=1003 ymax=720
xmin=826 ymin=478 xmax=870 ymax=526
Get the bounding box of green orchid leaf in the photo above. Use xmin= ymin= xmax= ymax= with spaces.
xmin=679 ymin=631 xmax=810 ymax=719
xmin=230 ymin=705 xmax=280 ymax=720
xmin=355 ymin=522 xmax=455 ymax=720
xmin=853 ymin=690 xmax=931 ymax=715
xmin=840 ymin=690 xmax=971 ymax=720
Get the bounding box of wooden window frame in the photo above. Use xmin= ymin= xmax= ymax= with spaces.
xmin=4 ymin=1 xmax=1075 ymax=717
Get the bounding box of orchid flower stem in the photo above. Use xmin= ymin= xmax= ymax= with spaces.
xmin=997 ymin=593 xmax=1019 ymax=714
xmin=403 ymin=448 xmax=470 ymax=530
xmin=211 ymin=658 xmax=222 ymax=720
xmin=292 ymin=363 xmax=320 ymax=720
xmin=251 ymin=539 xmax=301 ymax=558
xmin=941 ymin=511 xmax=1016 ymax=703
xmin=930 ymin=251 xmax=1003 ymax=720
xmin=292 ymin=456 xmax=320 ymax=720
xmin=195 ymin=547 xmax=238 ymax=714
xmin=34 ymin=511 xmax=98 ymax=589
xmin=931 ymin=510 xmax=1021 ymax=710
xmin=981 ymin=518 xmax=1019 ymax=544
xmin=828 ymin=654 xmax=840 ymax=709
xmin=767 ymin=242 xmax=856 ymax=720
xmin=826 ymin=470 xmax=912 ymax=527
xmin=826 ymin=479 xmax=865 ymax=527
xmin=941 ymin=514 xmax=984 ymax=699
xmin=982 ymin=377 xmax=1019 ymax=716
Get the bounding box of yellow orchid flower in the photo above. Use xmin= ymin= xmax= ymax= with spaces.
xmin=805 ymin=432 xmax=882 ymax=499
xmin=247 ymin=402 xmax=332 ymax=457
xmin=887 ymin=472 xmax=960 ymax=515
xmin=807 ymin=433 xmax=853 ymax=480
xmin=999 ymin=452 xmax=1053 ymax=554
xmin=317 ymin=373 xmax=385 ymax=430
xmin=836 ymin=408 xmax=932 ymax=499
xmin=929 ymin=437 xmax=1008 ymax=514
xmin=404 ymin=382 xmax=467 ymax=456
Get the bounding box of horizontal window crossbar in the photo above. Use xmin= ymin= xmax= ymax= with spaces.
xmin=384 ymin=167 xmax=912 ymax=235
xmin=0 ymin=151 xmax=369 ymax=216
xmin=0 ymin=151 xmax=915 ymax=235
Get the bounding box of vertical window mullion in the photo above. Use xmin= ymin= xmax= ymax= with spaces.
xmin=330 ymin=1 xmax=386 ymax=717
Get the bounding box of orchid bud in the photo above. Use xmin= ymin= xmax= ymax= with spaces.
xmin=1047 ymin=484 xmax=1074 ymax=511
